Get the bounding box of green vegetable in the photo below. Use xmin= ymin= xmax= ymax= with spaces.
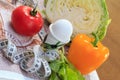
xmin=49 ymin=48 xmax=85 ymax=80
xmin=96 ymin=0 xmax=111 ymax=40
xmin=45 ymin=0 xmax=111 ymax=40
xmin=44 ymin=0 xmax=48 ymax=7
xmin=59 ymin=64 xmax=81 ymax=80
xmin=50 ymin=60 xmax=62 ymax=72
xmin=49 ymin=72 xmax=60 ymax=80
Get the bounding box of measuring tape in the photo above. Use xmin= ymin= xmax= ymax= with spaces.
xmin=20 ymin=52 xmax=42 ymax=73
xmin=0 ymin=39 xmax=61 ymax=78
xmin=2 ymin=40 xmax=17 ymax=61
xmin=33 ymin=45 xmax=60 ymax=61
xmin=0 ymin=39 xmax=8 ymax=49
xmin=35 ymin=59 xmax=51 ymax=78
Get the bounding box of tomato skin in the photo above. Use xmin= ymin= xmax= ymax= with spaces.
xmin=11 ymin=6 xmax=43 ymax=36
xmin=67 ymin=34 xmax=109 ymax=75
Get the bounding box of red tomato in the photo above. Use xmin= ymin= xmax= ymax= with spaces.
xmin=11 ymin=6 xmax=43 ymax=36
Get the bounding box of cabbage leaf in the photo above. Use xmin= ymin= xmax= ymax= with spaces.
xmin=45 ymin=0 xmax=111 ymax=40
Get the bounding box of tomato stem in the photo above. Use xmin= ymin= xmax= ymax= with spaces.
xmin=30 ymin=4 xmax=38 ymax=16
xmin=91 ymin=32 xmax=99 ymax=47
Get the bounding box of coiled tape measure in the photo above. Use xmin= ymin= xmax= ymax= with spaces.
xmin=0 ymin=39 xmax=59 ymax=78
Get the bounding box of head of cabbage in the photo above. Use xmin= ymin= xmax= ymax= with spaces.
xmin=45 ymin=0 xmax=111 ymax=40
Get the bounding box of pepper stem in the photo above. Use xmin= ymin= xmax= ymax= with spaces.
xmin=30 ymin=3 xmax=38 ymax=16
xmin=91 ymin=32 xmax=99 ymax=47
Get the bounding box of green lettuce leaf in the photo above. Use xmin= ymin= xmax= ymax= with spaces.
xmin=49 ymin=50 xmax=85 ymax=80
